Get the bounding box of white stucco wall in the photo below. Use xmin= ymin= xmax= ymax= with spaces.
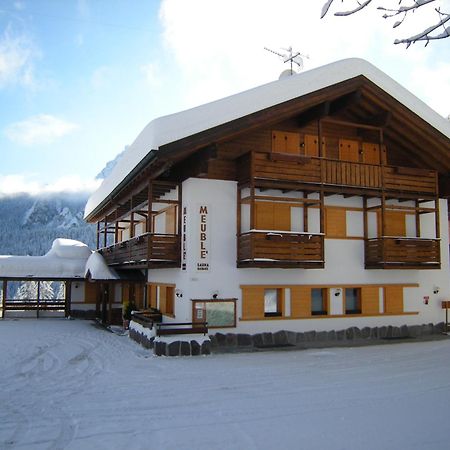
xmin=148 ymin=178 xmax=450 ymax=334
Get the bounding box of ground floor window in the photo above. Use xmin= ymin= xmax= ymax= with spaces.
xmin=264 ymin=289 xmax=282 ymax=317
xmin=147 ymin=283 xmax=175 ymax=316
xmin=311 ymin=288 xmax=327 ymax=315
xmin=345 ymin=288 xmax=361 ymax=314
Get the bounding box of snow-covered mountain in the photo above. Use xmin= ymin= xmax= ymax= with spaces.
xmin=95 ymin=147 xmax=126 ymax=180
xmin=0 ymin=194 xmax=96 ymax=256
xmin=0 ymin=149 xmax=125 ymax=256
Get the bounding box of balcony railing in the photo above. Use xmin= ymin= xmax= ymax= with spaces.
xmin=237 ymin=231 xmax=324 ymax=268
xmin=99 ymin=233 xmax=180 ymax=268
xmin=241 ymin=152 xmax=437 ymax=196
xmin=365 ymin=237 xmax=440 ymax=269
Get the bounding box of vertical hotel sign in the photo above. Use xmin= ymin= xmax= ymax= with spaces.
xmin=181 ymin=207 xmax=187 ymax=271
xmin=197 ymin=205 xmax=210 ymax=272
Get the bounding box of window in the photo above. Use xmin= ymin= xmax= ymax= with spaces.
xmin=192 ymin=300 xmax=236 ymax=328
xmin=147 ymin=283 xmax=175 ymax=316
xmin=345 ymin=288 xmax=361 ymax=314
xmin=311 ymin=288 xmax=327 ymax=315
xmin=264 ymin=289 xmax=282 ymax=317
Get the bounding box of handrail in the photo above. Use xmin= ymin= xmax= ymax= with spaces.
xmin=257 ymin=150 xmax=437 ymax=174
xmin=156 ymin=322 xmax=208 ymax=337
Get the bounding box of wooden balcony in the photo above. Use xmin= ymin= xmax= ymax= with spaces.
xmin=365 ymin=237 xmax=440 ymax=269
xmin=237 ymin=231 xmax=324 ymax=268
xmin=99 ymin=233 xmax=180 ymax=269
xmin=241 ymin=152 xmax=437 ymax=197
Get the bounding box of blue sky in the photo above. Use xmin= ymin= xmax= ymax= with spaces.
xmin=0 ymin=0 xmax=449 ymax=194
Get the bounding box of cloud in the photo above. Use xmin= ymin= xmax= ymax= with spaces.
xmin=407 ymin=62 xmax=450 ymax=117
xmin=0 ymin=26 xmax=38 ymax=89
xmin=4 ymin=114 xmax=79 ymax=146
xmin=158 ymin=0 xmax=447 ymax=112
xmin=0 ymin=174 xmax=101 ymax=196
xmin=141 ymin=62 xmax=161 ymax=87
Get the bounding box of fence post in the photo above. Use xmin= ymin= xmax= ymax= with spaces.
xmin=1 ymin=280 xmax=6 ymax=319
xmin=36 ymin=281 xmax=40 ymax=319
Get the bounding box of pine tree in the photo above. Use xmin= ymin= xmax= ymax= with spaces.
xmin=39 ymin=281 xmax=54 ymax=300
xmin=15 ymin=281 xmax=38 ymax=300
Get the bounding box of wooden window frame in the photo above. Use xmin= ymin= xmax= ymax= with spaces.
xmin=344 ymin=287 xmax=362 ymax=315
xmin=311 ymin=288 xmax=328 ymax=316
xmin=147 ymin=282 xmax=176 ymax=317
xmin=191 ymin=299 xmax=237 ymax=328
xmin=264 ymin=288 xmax=283 ymax=317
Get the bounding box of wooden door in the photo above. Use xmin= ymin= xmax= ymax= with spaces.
xmin=165 ymin=205 xmax=177 ymax=234
xmin=362 ymin=142 xmax=381 ymax=165
xmin=254 ymin=202 xmax=290 ymax=231
xmin=379 ymin=211 xmax=406 ymax=237
xmin=339 ymin=139 xmax=359 ymax=162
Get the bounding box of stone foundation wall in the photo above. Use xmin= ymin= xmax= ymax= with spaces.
xmin=130 ymin=322 xmax=446 ymax=355
xmin=210 ymin=322 xmax=447 ymax=352
xmin=129 ymin=324 xmax=211 ymax=356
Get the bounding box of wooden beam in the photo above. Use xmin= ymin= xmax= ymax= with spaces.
xmin=329 ymin=90 xmax=362 ymax=115
xmin=297 ymin=101 xmax=330 ymax=127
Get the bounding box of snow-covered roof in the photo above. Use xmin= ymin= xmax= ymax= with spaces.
xmin=85 ymin=58 xmax=450 ymax=219
xmin=0 ymin=238 xmax=121 ymax=281
xmin=0 ymin=239 xmax=92 ymax=279
xmin=85 ymin=252 xmax=119 ymax=280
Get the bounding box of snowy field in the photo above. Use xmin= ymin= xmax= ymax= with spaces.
xmin=1 ymin=320 xmax=450 ymax=450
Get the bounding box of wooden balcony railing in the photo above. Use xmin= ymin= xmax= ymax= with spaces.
xmin=99 ymin=233 xmax=180 ymax=268
xmin=242 ymin=152 xmax=438 ymax=196
xmin=237 ymin=231 xmax=324 ymax=268
xmin=365 ymin=237 xmax=440 ymax=269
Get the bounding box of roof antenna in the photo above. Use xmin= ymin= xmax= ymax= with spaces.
xmin=264 ymin=46 xmax=309 ymax=79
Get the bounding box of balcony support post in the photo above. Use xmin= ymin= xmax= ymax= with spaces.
xmin=96 ymin=221 xmax=100 ymax=249
xmin=147 ymin=181 xmax=153 ymax=233
xmin=415 ymin=200 xmax=421 ymax=238
xmin=177 ymin=183 xmax=182 ymax=236
xmin=435 ymin=197 xmax=440 ymax=240
xmin=304 ymin=192 xmax=309 ymax=233
xmin=103 ymin=216 xmax=107 ymax=248
xmin=380 ymin=195 xmax=386 ymax=264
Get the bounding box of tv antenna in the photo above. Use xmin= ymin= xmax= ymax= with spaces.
xmin=264 ymin=46 xmax=309 ymax=75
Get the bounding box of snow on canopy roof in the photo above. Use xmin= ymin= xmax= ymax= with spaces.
xmin=85 ymin=57 xmax=450 ymax=219
xmin=85 ymin=252 xmax=119 ymax=281
xmin=0 ymin=239 xmax=92 ymax=279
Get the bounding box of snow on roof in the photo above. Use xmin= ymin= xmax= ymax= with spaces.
xmin=85 ymin=58 xmax=450 ymax=219
xmin=85 ymin=252 xmax=119 ymax=280
xmin=0 ymin=239 xmax=92 ymax=279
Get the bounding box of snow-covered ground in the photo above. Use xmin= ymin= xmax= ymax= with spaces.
xmin=1 ymin=319 xmax=450 ymax=450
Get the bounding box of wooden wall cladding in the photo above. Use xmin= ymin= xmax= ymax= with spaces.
xmin=84 ymin=282 xmax=99 ymax=304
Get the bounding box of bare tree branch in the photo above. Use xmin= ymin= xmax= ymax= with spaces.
xmin=334 ymin=0 xmax=373 ymax=17
xmin=320 ymin=0 xmax=450 ymax=46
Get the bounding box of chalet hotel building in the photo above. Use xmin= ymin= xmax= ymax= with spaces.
xmin=84 ymin=58 xmax=450 ymax=335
